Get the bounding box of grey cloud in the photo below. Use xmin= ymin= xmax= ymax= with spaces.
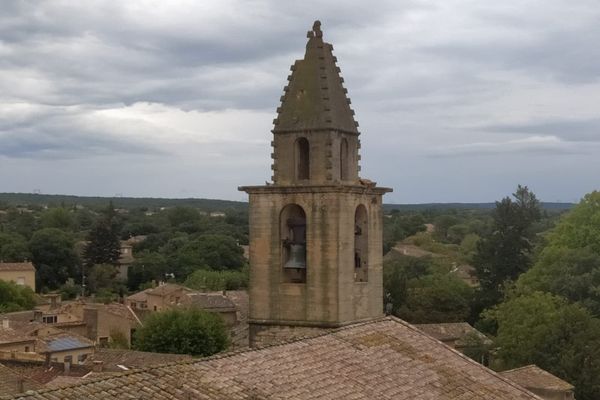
xmin=481 ymin=118 xmax=600 ymax=143
xmin=1 ymin=1 xmax=599 ymax=202
xmin=0 ymin=106 xmax=164 ymax=159
xmin=421 ymin=26 xmax=600 ymax=85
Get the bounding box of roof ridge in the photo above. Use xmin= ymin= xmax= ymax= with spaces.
xmin=390 ymin=316 xmax=544 ymax=399
xmin=500 ymin=364 xmax=538 ymax=373
xmin=7 ymin=317 xmax=394 ymax=397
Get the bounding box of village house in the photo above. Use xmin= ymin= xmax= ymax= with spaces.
xmin=500 ymin=365 xmax=576 ymax=400
xmin=415 ymin=322 xmax=493 ymax=352
xmin=0 ymin=319 xmax=94 ymax=364
xmin=1 ymin=297 xmax=141 ymax=348
xmin=0 ymin=262 xmax=36 ymax=292
xmin=126 ymin=283 xmax=195 ymax=313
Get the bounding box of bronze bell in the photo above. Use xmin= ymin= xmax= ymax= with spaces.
xmin=284 ymin=244 xmax=306 ymax=269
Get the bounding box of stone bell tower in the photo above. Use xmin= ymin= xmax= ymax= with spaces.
xmin=240 ymin=21 xmax=392 ymax=347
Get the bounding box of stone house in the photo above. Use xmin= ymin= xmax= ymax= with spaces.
xmin=0 ymin=262 xmax=36 ymax=292
xmin=126 ymin=283 xmax=195 ymax=313
xmin=415 ymin=322 xmax=493 ymax=350
xmin=500 ymin=365 xmax=576 ymax=400
xmin=0 ymin=319 xmax=36 ymax=353
xmin=2 ymin=299 xmax=142 ymax=348
xmin=0 ymin=320 xmax=94 ymax=364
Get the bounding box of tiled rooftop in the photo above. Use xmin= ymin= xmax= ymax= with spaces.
xmin=414 ymin=322 xmax=492 ymax=345
xmin=500 ymin=365 xmax=574 ymax=392
xmin=4 ymin=317 xmax=542 ymax=400
xmin=0 ymin=262 xmax=35 ymax=272
xmin=84 ymin=348 xmax=192 ymax=371
xmin=0 ymin=364 xmax=43 ymax=396
xmin=187 ymin=293 xmax=236 ymax=311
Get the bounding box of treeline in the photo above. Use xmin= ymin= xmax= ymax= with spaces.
xmin=0 ymin=192 xmax=247 ymax=213
xmin=382 ymin=186 xmax=600 ymax=400
xmin=0 ymin=201 xmax=250 ymax=301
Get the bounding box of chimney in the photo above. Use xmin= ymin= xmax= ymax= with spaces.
xmin=17 ymin=378 xmax=24 ymax=394
xmin=1 ymin=318 xmax=9 ymax=330
xmin=92 ymin=360 xmax=104 ymax=372
xmin=33 ymin=310 xmax=43 ymax=323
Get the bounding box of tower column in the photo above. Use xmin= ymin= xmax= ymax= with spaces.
xmin=240 ymin=21 xmax=391 ymax=347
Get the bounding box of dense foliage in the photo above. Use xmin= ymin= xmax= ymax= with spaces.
xmin=29 ymin=228 xmax=80 ymax=291
xmin=133 ymin=308 xmax=229 ymax=356
xmin=83 ymin=203 xmax=121 ymax=267
xmin=472 ymin=185 xmax=541 ymax=314
xmin=184 ymin=268 xmax=249 ymax=291
xmin=0 ymin=280 xmax=36 ymax=312
xmin=384 ymin=256 xmax=473 ymax=323
xmin=483 ymin=292 xmax=600 ymax=400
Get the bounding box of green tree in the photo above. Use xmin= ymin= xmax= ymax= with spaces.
xmin=546 ymin=191 xmax=600 ymax=252
xmin=383 ymin=213 xmax=426 ymax=253
xmin=41 ymin=207 xmax=75 ymax=231
xmin=172 ymin=234 xmax=245 ymax=277
xmin=483 ymin=292 xmax=600 ymax=400
xmin=87 ymin=263 xmax=121 ymax=294
xmin=184 ymin=267 xmax=249 ymax=291
xmin=0 ymin=233 xmax=30 ymax=262
xmin=6 ymin=209 xmax=37 ymax=239
xmin=396 ymin=273 xmax=473 ymax=323
xmin=167 ymin=207 xmax=200 ymax=228
xmin=383 ymin=257 xmax=473 ymax=323
xmin=29 ymin=228 xmax=79 ymax=291
xmin=516 ymin=191 xmax=600 ymax=316
xmin=517 ymin=247 xmax=600 ymax=316
xmin=0 ymin=280 xmax=36 ymax=312
xmin=127 ymin=252 xmax=170 ymax=291
xmin=473 ymin=185 xmax=541 ymax=314
xmin=83 ymin=204 xmax=121 ymax=267
xmin=133 ymin=308 xmax=228 ymax=356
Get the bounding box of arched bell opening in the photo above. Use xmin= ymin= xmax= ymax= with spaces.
xmin=295 ymin=137 xmax=310 ymax=181
xmin=354 ymin=204 xmax=368 ymax=282
xmin=340 ymin=138 xmax=349 ymax=181
xmin=280 ymin=204 xmax=307 ymax=283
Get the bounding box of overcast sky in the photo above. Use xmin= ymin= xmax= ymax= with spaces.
xmin=1 ymin=1 xmax=599 ymax=203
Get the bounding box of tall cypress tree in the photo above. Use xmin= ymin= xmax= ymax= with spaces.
xmin=472 ymin=185 xmax=541 ymax=318
xmin=83 ymin=202 xmax=121 ymax=267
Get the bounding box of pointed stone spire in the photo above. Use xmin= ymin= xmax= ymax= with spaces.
xmin=273 ymin=20 xmax=359 ymax=135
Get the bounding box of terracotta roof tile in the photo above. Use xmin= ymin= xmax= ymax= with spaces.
xmin=0 ymin=364 xmax=43 ymax=396
xmin=4 ymin=317 xmax=543 ymax=400
xmin=499 ymin=364 xmax=574 ymax=392
xmin=0 ymin=263 xmax=35 ymax=272
xmin=84 ymin=349 xmax=192 ymax=371
xmin=415 ymin=322 xmax=492 ymax=345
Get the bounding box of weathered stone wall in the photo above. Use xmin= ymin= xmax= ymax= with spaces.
xmin=245 ymin=185 xmax=386 ymax=347
xmin=249 ymin=323 xmax=331 ymax=347
xmin=272 ymin=130 xmax=359 ymax=185
xmin=0 ymin=270 xmax=36 ymax=291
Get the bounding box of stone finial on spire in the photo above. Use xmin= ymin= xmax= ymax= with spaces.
xmin=313 ymin=20 xmax=322 ymax=38
xmin=307 ymin=20 xmax=322 ymax=39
